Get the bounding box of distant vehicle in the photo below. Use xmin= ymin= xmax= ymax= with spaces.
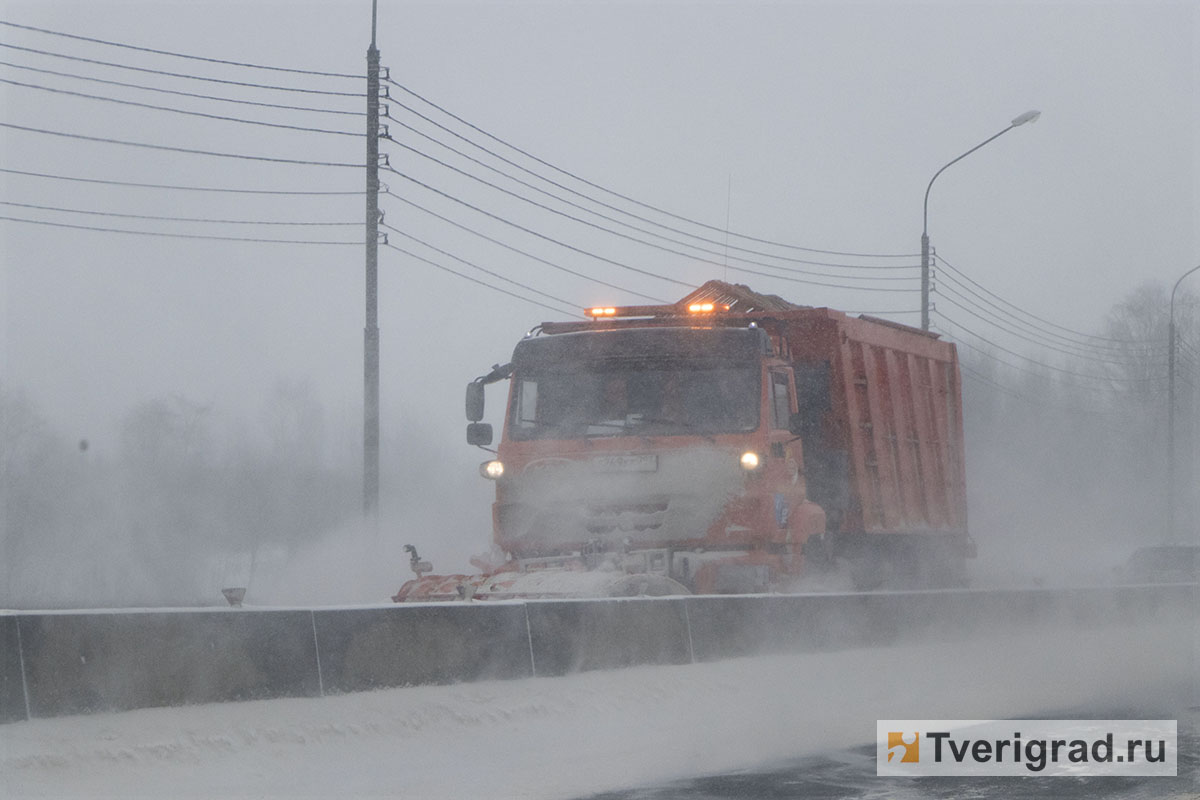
xmin=396 ymin=280 xmax=973 ymax=601
xmin=1117 ymin=545 xmax=1200 ymax=584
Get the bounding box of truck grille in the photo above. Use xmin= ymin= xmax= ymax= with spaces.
xmin=584 ymin=498 xmax=670 ymax=534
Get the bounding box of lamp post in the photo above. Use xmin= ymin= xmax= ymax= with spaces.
xmin=1167 ymin=263 xmax=1200 ymax=541
xmin=921 ymin=110 xmax=1041 ymax=331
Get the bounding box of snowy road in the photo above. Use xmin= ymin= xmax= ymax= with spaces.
xmin=2 ymin=618 xmax=1193 ymax=799
xmin=592 ymin=706 xmax=1200 ymax=800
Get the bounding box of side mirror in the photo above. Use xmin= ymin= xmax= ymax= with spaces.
xmin=466 ymin=422 xmax=493 ymax=446
xmin=788 ymin=412 xmax=806 ymax=437
xmin=465 ymin=381 xmax=485 ymax=422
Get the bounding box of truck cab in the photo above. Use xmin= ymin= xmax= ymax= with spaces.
xmin=465 ymin=305 xmax=826 ymax=594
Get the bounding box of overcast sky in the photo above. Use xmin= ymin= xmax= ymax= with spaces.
xmin=1 ymin=1 xmax=1196 ymax=566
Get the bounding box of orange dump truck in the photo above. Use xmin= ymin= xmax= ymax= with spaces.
xmin=395 ymin=281 xmax=971 ymax=601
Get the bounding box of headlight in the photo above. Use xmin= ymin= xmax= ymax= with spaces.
xmin=739 ymin=451 xmax=762 ymax=470
xmin=480 ymin=459 xmax=505 ymax=480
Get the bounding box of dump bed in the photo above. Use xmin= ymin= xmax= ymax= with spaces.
xmin=780 ymin=309 xmax=967 ymax=537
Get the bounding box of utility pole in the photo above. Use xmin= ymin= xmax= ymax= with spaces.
xmin=363 ymin=0 xmax=381 ymax=522
xmin=1167 ymin=263 xmax=1200 ymax=542
xmin=920 ymin=232 xmax=930 ymax=331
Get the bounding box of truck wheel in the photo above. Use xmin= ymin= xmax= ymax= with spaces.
xmin=802 ymin=533 xmax=834 ymax=572
xmin=933 ymin=554 xmax=969 ymax=588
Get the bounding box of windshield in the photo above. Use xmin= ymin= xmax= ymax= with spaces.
xmin=509 ymin=361 xmax=760 ymax=440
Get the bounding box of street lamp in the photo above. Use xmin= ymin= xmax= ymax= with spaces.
xmin=1167 ymin=262 xmax=1200 ymax=541
xmin=921 ymin=110 xmax=1041 ymax=331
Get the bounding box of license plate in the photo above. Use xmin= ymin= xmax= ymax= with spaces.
xmin=590 ymin=454 xmax=658 ymax=473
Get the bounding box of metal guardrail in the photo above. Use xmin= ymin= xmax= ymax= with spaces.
xmin=2 ymin=584 xmax=1194 ymax=724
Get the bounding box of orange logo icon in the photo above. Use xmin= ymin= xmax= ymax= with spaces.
xmin=887 ymin=732 xmax=920 ymax=763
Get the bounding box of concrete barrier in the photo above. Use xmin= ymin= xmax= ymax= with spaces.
xmin=1 ymin=584 xmax=1192 ymax=724
xmin=312 ymin=604 xmax=532 ymax=694
xmin=685 ymin=593 xmax=878 ymax=661
xmin=526 ymin=598 xmax=692 ymax=676
xmin=1 ymin=615 xmax=26 ymax=724
xmin=17 ymin=610 xmax=319 ymax=719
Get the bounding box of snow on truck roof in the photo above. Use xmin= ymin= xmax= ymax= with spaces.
xmin=538 ymin=280 xmax=939 ymax=341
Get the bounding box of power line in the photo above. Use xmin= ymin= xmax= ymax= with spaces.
xmin=934 ymin=267 xmax=1161 ymax=357
xmin=386 ymin=226 xmax=586 ymax=312
xmin=0 ymin=167 xmax=362 ymax=195
xmin=388 ymin=114 xmax=917 ymax=276
xmin=381 ymin=148 xmax=918 ymax=294
xmin=936 ymin=286 xmax=1166 ymax=368
xmin=935 ymin=311 xmax=1165 ymax=385
xmin=382 ymin=201 xmax=916 ymax=314
xmin=957 ymin=361 xmax=1127 ymax=417
xmin=0 ymin=200 xmax=359 ymax=226
xmin=0 ymin=121 xmax=363 ymax=167
xmin=0 ymin=41 xmax=364 ymax=97
xmin=384 ymin=135 xmax=916 ymax=283
xmin=948 ymin=328 xmax=1119 ymax=391
xmin=386 ymin=77 xmax=917 ymax=260
xmin=0 ymin=19 xmax=363 ymax=79
xmin=935 ymin=252 xmax=1164 ymax=345
xmin=848 ymin=308 xmax=921 ymax=316
xmin=378 ymin=212 xmax=668 ymax=303
xmin=381 ymin=169 xmax=694 ymax=293
xmin=0 ymin=58 xmax=365 ymax=115
xmin=0 ymin=76 xmax=363 ymax=136
xmin=387 ymin=99 xmax=918 ymax=272
xmin=0 ymin=214 xmax=359 ymax=244
xmin=382 ymin=241 xmax=581 ymax=319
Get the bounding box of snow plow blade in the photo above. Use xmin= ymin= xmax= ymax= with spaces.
xmin=392 ymin=569 xmax=690 ymax=602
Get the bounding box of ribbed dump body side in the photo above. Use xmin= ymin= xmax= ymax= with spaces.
xmin=779 ymin=308 xmax=967 ymax=537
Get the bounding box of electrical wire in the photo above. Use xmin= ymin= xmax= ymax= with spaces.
xmin=0 ymin=167 xmax=362 ymax=195
xmin=957 ymin=361 xmax=1129 ymax=417
xmin=0 ymin=77 xmax=363 ymax=136
xmin=388 ymin=115 xmax=917 ymax=275
xmin=934 ymin=268 xmax=1161 ymax=357
xmin=383 ymin=206 xmax=919 ymax=316
xmin=935 ymin=286 xmax=1167 ymax=368
xmin=935 ymin=311 xmax=1166 ymax=385
xmin=385 ymin=134 xmax=915 ymax=283
xmin=381 ymin=169 xmax=693 ymax=292
xmin=0 ymin=122 xmax=363 ymax=167
xmin=382 ymin=241 xmax=581 ymax=319
xmin=944 ymin=327 xmax=1107 ymax=390
xmin=848 ymin=309 xmax=922 ymax=316
xmin=381 ymin=201 xmax=923 ymax=322
xmin=0 ymin=200 xmax=359 ymax=226
xmin=378 ymin=213 xmax=668 ymax=303
xmin=381 ymin=153 xmax=918 ymax=294
xmin=0 ymin=214 xmax=358 ymax=244
xmin=0 ymin=41 xmax=364 ymax=97
xmin=387 ymin=99 xmax=918 ymax=272
xmin=1175 ymin=345 xmax=1199 ymax=373
xmin=935 ymin=252 xmax=1165 ymax=345
xmin=385 ymin=226 xmax=586 ymax=312
xmin=0 ymin=58 xmax=365 ymax=115
xmin=386 ymin=77 xmax=917 ymax=260
xmin=0 ymin=19 xmax=363 ymax=79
